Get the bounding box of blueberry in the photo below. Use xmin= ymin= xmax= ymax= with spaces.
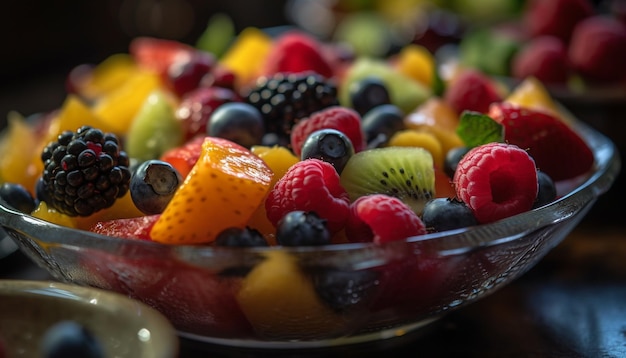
xmin=0 ymin=183 xmax=36 ymax=213
xmin=300 ymin=129 xmax=354 ymax=174
xmin=130 ymin=160 xmax=183 ymax=215
xmin=214 ymin=227 xmax=268 ymax=247
xmin=533 ymin=170 xmax=557 ymax=209
xmin=40 ymin=321 xmax=104 ymax=358
xmin=208 ymin=102 xmax=265 ymax=148
xmin=349 ymin=77 xmax=391 ymax=116
xmin=276 ymin=211 xmax=331 ymax=246
xmin=422 ymin=198 xmax=477 ymax=232
xmin=309 ymin=268 xmax=379 ymax=313
xmin=215 ymin=227 xmax=268 ymax=277
xmin=444 ymin=146 xmax=471 ymax=179
xmin=361 ymin=104 xmax=405 ymax=148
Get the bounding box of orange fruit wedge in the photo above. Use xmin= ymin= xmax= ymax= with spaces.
xmin=150 ymin=137 xmax=273 ymax=244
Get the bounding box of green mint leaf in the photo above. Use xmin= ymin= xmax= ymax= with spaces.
xmin=456 ymin=111 xmax=504 ymax=148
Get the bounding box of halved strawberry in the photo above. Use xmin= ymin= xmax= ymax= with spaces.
xmin=159 ymin=135 xmax=205 ymax=178
xmin=129 ymin=37 xmax=196 ymax=77
xmin=83 ymin=250 xmax=252 ymax=337
xmin=488 ymin=102 xmax=594 ymax=181
xmin=88 ymin=215 xmax=160 ymax=240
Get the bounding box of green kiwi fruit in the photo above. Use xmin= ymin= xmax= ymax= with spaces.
xmin=340 ymin=147 xmax=435 ymax=215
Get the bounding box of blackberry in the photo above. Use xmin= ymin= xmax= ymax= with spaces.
xmin=245 ymin=72 xmax=339 ymax=143
xmin=40 ymin=126 xmax=131 ymax=217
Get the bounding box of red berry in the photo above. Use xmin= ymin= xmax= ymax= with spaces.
xmin=83 ymin=252 xmax=252 ymax=337
xmin=489 ymin=102 xmax=594 ymax=181
xmin=129 ymin=37 xmax=197 ymax=78
xmin=265 ymin=159 xmax=350 ymax=234
xmin=200 ymin=65 xmax=237 ymax=90
xmin=290 ymin=106 xmax=365 ymax=156
xmin=453 ymin=142 xmax=538 ymax=224
xmin=512 ymin=36 xmax=570 ymax=84
xmin=444 ymin=69 xmax=502 ymax=115
xmin=174 ymin=87 xmax=241 ymax=141
xmin=166 ymin=51 xmax=215 ymax=97
xmin=568 ymin=15 xmax=626 ymax=83
xmin=88 ymin=215 xmax=160 ymax=240
xmin=523 ymin=0 xmax=594 ymax=43
xmin=262 ymin=31 xmax=334 ymax=79
xmin=159 ymin=135 xmax=204 ymax=179
xmin=345 ymin=194 xmax=426 ymax=244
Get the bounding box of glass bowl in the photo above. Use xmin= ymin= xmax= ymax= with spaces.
xmin=0 ymin=279 xmax=178 ymax=357
xmin=0 ymin=112 xmax=619 ymax=349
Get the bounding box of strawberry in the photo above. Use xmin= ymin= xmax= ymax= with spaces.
xmin=265 ymin=159 xmax=350 ymax=234
xmin=489 ymin=102 xmax=594 ymax=181
xmin=262 ymin=31 xmax=334 ymax=79
xmin=129 ymin=37 xmax=197 ymax=77
xmin=174 ymin=86 xmax=241 ymax=141
xmin=344 ymin=194 xmax=426 ymax=244
xmin=371 ymin=249 xmax=459 ymax=313
xmin=150 ymin=137 xmax=273 ymax=244
xmin=444 ymin=69 xmax=503 ymax=115
xmin=523 ymin=0 xmax=594 ymax=43
xmin=159 ymin=135 xmax=204 ymax=178
xmin=83 ymin=251 xmax=252 ymax=337
xmin=290 ymin=106 xmax=365 ymax=156
xmin=511 ymin=36 xmax=571 ymax=84
xmin=568 ymin=15 xmax=626 ymax=83
xmin=88 ymin=215 xmax=160 ymax=240
xmin=453 ymin=142 xmax=539 ymax=224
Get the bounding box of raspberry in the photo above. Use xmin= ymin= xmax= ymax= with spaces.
xmin=290 ymin=106 xmax=365 ymax=156
xmin=262 ymin=31 xmax=334 ymax=79
xmin=265 ymin=159 xmax=350 ymax=234
xmin=443 ymin=69 xmax=502 ymax=115
xmin=453 ymin=142 xmax=538 ymax=224
xmin=345 ymin=194 xmax=426 ymax=244
xmin=511 ymin=36 xmax=570 ymax=84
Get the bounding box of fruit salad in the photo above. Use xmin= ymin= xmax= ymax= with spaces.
xmin=0 ymin=24 xmax=597 ymax=341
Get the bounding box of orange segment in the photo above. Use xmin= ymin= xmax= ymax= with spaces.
xmin=388 ymin=130 xmax=444 ymax=169
xmin=236 ymin=251 xmax=348 ymax=339
xmin=93 ymin=70 xmax=162 ymax=135
xmin=246 ymin=145 xmax=299 ymax=238
xmin=74 ymin=191 xmax=145 ymax=231
xmin=504 ymin=76 xmax=563 ymax=119
xmin=404 ymin=97 xmax=464 ymax=155
xmin=150 ymin=137 xmax=273 ymax=244
xmin=0 ymin=113 xmax=40 ymax=193
xmin=219 ymin=27 xmax=272 ymax=89
xmin=78 ymin=54 xmax=138 ymax=100
xmin=44 ymin=95 xmax=118 ymax=141
xmin=394 ymin=44 xmax=436 ymax=88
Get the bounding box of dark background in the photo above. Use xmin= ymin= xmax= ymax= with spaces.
xmin=0 ymin=0 xmax=622 ymax=225
xmin=0 ymin=0 xmax=288 ymax=123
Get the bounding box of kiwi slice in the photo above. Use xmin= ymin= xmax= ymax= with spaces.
xmin=340 ymin=147 xmax=435 ymax=215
